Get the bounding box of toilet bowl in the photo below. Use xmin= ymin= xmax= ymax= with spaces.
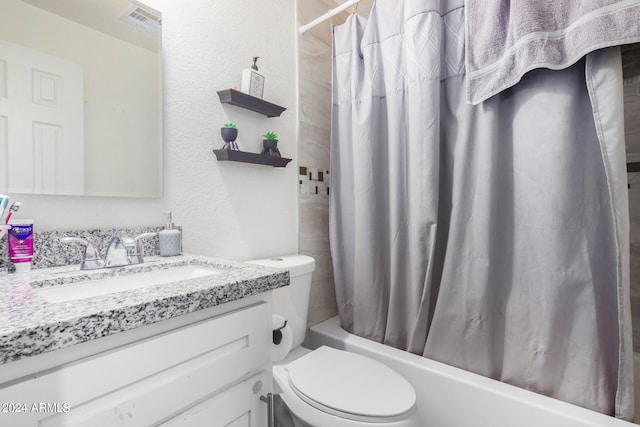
xmin=248 ymin=255 xmax=419 ymax=427
xmin=274 ymin=346 xmax=418 ymax=426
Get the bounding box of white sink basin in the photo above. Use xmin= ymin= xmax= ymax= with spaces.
xmin=35 ymin=265 xmax=221 ymax=303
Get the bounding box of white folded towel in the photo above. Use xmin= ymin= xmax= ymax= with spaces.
xmin=465 ymin=0 xmax=640 ymax=104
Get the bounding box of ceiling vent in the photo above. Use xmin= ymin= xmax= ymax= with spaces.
xmin=121 ymin=1 xmax=161 ymax=33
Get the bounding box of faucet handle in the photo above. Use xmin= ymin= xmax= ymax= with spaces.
xmin=119 ymin=233 xmax=138 ymax=260
xmin=131 ymin=232 xmax=157 ymax=264
xmin=60 ymin=237 xmax=104 ymax=270
xmin=119 ymin=234 xmax=136 ymax=250
xmin=135 ymin=232 xmax=158 ymax=244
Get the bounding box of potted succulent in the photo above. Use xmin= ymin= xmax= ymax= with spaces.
xmin=261 ymin=131 xmax=281 ymax=157
xmin=221 ymin=123 xmax=239 ymax=150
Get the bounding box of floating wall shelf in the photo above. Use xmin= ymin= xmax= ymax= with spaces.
xmin=217 ymin=89 xmax=286 ymax=117
xmin=213 ymin=150 xmax=292 ymax=168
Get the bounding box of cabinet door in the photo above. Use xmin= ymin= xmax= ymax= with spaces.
xmin=0 ymin=302 xmax=271 ymax=427
xmin=160 ymin=370 xmax=269 ymax=427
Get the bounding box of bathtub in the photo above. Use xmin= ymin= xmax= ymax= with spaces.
xmin=309 ymin=316 xmax=636 ymax=427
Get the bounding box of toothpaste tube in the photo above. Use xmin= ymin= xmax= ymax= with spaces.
xmin=8 ymin=219 xmax=34 ymax=272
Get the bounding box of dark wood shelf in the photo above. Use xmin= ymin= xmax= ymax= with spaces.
xmin=213 ymin=149 xmax=292 ymax=167
xmin=217 ymin=89 xmax=286 ymax=118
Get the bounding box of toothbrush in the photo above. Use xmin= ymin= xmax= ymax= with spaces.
xmin=4 ymin=202 xmax=20 ymax=225
xmin=0 ymin=195 xmax=8 ymax=223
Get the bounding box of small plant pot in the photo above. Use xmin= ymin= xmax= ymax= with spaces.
xmin=263 ymin=139 xmax=278 ymax=150
xmin=261 ymin=139 xmax=281 ymax=157
xmin=221 ymin=128 xmax=238 ymax=142
xmin=221 ymin=128 xmax=239 ymax=150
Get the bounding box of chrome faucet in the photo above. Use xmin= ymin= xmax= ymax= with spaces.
xmin=62 ymin=232 xmax=157 ymax=270
xmin=60 ymin=237 xmax=105 ymax=270
xmin=105 ymin=232 xmax=157 ymax=268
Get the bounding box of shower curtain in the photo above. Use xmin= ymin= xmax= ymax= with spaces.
xmin=330 ymin=0 xmax=634 ymax=419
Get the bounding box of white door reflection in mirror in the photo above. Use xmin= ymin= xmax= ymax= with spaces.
xmin=0 ymin=40 xmax=84 ymax=195
xmin=0 ymin=0 xmax=162 ymax=198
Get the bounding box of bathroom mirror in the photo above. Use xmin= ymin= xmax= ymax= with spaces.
xmin=0 ymin=0 xmax=162 ymax=197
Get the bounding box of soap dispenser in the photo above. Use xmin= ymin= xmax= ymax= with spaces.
xmin=159 ymin=212 xmax=182 ymax=257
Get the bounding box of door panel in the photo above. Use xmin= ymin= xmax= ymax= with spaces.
xmin=0 ymin=40 xmax=84 ymax=194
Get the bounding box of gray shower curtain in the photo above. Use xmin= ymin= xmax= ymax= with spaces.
xmin=330 ymin=0 xmax=634 ymax=419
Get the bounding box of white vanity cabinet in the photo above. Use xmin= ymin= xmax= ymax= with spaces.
xmin=0 ymin=299 xmax=272 ymax=427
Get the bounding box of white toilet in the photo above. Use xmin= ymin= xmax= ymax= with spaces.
xmin=248 ymin=255 xmax=419 ymax=427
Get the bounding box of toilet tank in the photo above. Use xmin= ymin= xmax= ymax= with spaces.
xmin=247 ymin=255 xmax=315 ymax=349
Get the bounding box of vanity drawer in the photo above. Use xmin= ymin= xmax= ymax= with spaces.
xmin=0 ymin=301 xmax=271 ymax=426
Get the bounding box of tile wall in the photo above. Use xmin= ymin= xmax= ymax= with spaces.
xmin=296 ymin=0 xmax=350 ymax=332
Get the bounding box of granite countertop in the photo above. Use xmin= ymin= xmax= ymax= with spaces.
xmin=0 ymin=255 xmax=288 ymax=364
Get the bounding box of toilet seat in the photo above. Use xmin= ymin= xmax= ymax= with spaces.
xmin=286 ymin=346 xmax=417 ymax=423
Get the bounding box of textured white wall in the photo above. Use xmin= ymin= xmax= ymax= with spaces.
xmin=12 ymin=0 xmax=299 ymax=261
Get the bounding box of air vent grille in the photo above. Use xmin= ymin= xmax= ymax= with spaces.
xmin=122 ymin=3 xmax=161 ymax=32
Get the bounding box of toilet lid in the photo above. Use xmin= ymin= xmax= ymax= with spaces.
xmin=287 ymin=346 xmax=416 ymax=421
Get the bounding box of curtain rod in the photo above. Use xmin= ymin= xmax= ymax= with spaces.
xmin=299 ymin=0 xmax=366 ymax=35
